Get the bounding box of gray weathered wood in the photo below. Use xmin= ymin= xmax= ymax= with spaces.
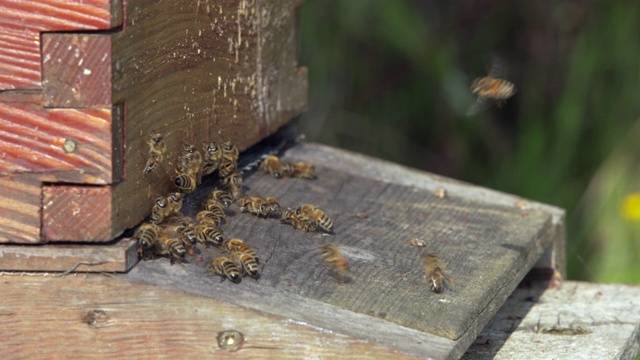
xmin=125 ymin=142 xmax=564 ymax=358
xmin=463 ymin=281 xmax=640 ymax=360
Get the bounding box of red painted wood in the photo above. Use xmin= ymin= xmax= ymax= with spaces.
xmin=0 ymin=0 xmax=114 ymax=90
xmin=0 ymin=175 xmax=41 ymax=243
xmin=0 ymin=102 xmax=113 ymax=184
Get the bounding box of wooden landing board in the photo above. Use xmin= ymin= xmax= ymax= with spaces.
xmin=463 ymin=280 xmax=640 ymax=360
xmin=0 ymin=274 xmax=416 ymax=360
xmin=0 ymin=237 xmax=137 ymax=273
xmin=123 ymin=142 xmax=564 ymax=358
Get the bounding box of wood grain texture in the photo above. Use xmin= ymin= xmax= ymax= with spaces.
xmin=119 ymin=141 xmax=561 ymax=359
xmin=464 ymin=281 xmax=640 ymax=360
xmin=42 ymin=33 xmax=112 ymax=108
xmin=0 ymin=175 xmax=40 ymax=243
xmin=0 ymin=274 xmax=420 ymax=359
xmin=0 ymin=0 xmax=119 ymax=90
xmin=108 ymin=0 xmax=307 ymax=238
xmin=42 ymin=185 xmax=113 ymax=242
xmin=0 ymin=237 xmax=137 ymax=272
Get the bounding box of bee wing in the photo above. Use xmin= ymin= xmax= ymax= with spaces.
xmin=466 ymin=96 xmax=492 ymax=116
xmin=487 ymin=54 xmax=511 ymax=79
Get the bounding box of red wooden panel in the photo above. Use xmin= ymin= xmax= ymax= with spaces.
xmin=0 ymin=175 xmax=41 ymax=243
xmin=42 ymin=33 xmax=112 ymax=108
xmin=42 ymin=185 xmax=113 ymax=242
xmin=0 ymin=103 xmax=113 ymax=184
xmin=0 ymin=0 xmax=115 ymax=90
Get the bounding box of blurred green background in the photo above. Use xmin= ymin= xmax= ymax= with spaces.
xmin=297 ymin=0 xmax=640 ymax=283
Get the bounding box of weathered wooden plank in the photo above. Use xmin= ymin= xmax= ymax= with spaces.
xmin=119 ymin=141 xmax=561 ymax=358
xmin=288 ymin=142 xmax=567 ymax=277
xmin=0 ymin=175 xmax=41 ymax=243
xmin=0 ymin=237 xmax=137 ymax=272
xmin=42 ymin=185 xmax=113 ymax=242
xmin=0 ymin=0 xmax=120 ymax=90
xmin=0 ymin=102 xmax=114 ymax=183
xmin=463 ymin=280 xmax=640 ymax=360
xmin=42 ymin=33 xmax=112 ymax=108
xmin=0 ymin=274 xmax=420 ymax=359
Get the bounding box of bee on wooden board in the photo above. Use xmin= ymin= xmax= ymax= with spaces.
xmin=280 ymin=209 xmax=318 ymax=232
xmin=293 ymin=161 xmax=316 ymax=179
xmin=210 ymin=256 xmax=242 ymax=283
xmin=230 ymin=251 xmax=260 ymax=280
xmin=194 ymin=223 xmax=225 ymax=248
xmin=422 ymin=253 xmax=454 ymax=293
xmin=177 ymin=142 xmax=204 ymax=184
xmin=468 ymin=55 xmax=517 ymax=115
xmin=134 ymin=223 xmax=162 ymax=259
xmin=259 ymin=155 xmax=295 ymax=178
xmin=166 ymin=192 xmax=185 ymax=214
xmin=155 ymin=232 xmax=187 ymax=265
xmin=196 ymin=209 xmax=226 ymax=227
xmin=224 ymin=238 xmax=259 ymax=264
xmin=319 ymin=244 xmax=350 ymax=283
xmin=201 ymin=198 xmax=226 ymax=216
xmin=239 ymin=196 xmax=268 ymax=217
xmin=293 ymin=204 xmax=333 ymax=233
xmin=143 ymin=131 xmax=166 ymax=174
xmin=208 ymin=190 xmax=234 ymax=208
xmin=264 ymin=197 xmax=282 ymax=216
xmin=221 ymin=171 xmax=243 ymax=188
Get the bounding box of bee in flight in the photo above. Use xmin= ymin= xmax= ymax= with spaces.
xmin=468 ymin=55 xmax=516 ymax=115
xmin=319 ymin=244 xmax=350 ymax=283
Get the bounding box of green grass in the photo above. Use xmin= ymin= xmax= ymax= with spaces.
xmin=298 ymin=0 xmax=640 ymax=283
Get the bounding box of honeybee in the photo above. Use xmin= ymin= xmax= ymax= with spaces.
xmin=422 ymin=253 xmax=453 ymax=293
xmin=174 ymin=173 xmax=197 ymax=193
xmin=210 ymin=256 xmax=242 ymax=283
xmin=143 ymin=131 xmax=166 ymax=174
xmin=221 ymin=171 xmax=243 ymax=188
xmin=293 ymin=161 xmax=316 ymax=179
xmin=264 ymin=197 xmax=282 ymax=216
xmin=295 ymin=204 xmax=316 ymax=221
xmin=239 ymin=196 xmax=268 ymax=217
xmin=259 ymin=155 xmax=295 ymax=178
xmin=221 ymin=141 xmax=239 ymax=161
xmin=208 ymin=190 xmax=234 ymax=208
xmin=134 ymin=223 xmax=161 ymax=259
xmin=468 ymin=56 xmax=516 ymax=115
xmin=177 ymin=142 xmax=203 ymax=184
xmin=314 ymin=208 xmax=333 ymax=232
xmin=201 ymin=141 xmax=221 ymax=176
xmin=223 ymin=183 xmax=242 ymax=201
xmin=224 ymin=238 xmax=259 ymax=263
xmin=166 ymin=192 xmax=185 ymax=214
xmin=409 ymin=237 xmax=426 ymax=247
xmin=230 ymin=251 xmax=260 ymax=280
xmin=218 ymin=157 xmax=238 ymax=179
xmin=196 ymin=209 xmax=226 ymax=227
xmin=281 ymin=209 xmax=317 ymax=232
xmin=201 ymin=198 xmax=226 ymax=215
xmin=319 ymin=244 xmax=349 ymax=283
xmin=194 ymin=224 xmax=224 ymax=248
xmin=155 ymin=233 xmax=187 ymax=265
xmin=149 ymin=195 xmax=172 ymax=224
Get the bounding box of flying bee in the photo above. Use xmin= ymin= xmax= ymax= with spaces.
xmin=174 ymin=173 xmax=197 ymax=193
xmin=314 ymin=208 xmax=333 ymax=232
xmin=264 ymin=197 xmax=282 ymax=216
xmin=224 ymin=238 xmax=259 ymax=263
xmin=239 ymin=196 xmax=269 ymax=217
xmin=149 ymin=195 xmax=172 ymax=224
xmin=230 ymin=251 xmax=260 ymax=280
xmin=201 ymin=141 xmax=221 ymax=176
xmin=155 ymin=233 xmax=187 ymax=265
xmin=319 ymin=244 xmax=349 ymax=283
xmin=194 ymin=224 xmax=225 ymax=248
xmin=134 ymin=223 xmax=162 ymax=260
xmin=422 ymin=253 xmax=454 ymax=293
xmin=166 ymin=192 xmax=185 ymax=214
xmin=468 ymin=55 xmax=516 ymax=115
xmin=143 ymin=131 xmax=166 ymax=174
xmin=196 ymin=209 xmax=226 ymax=227
xmin=293 ymin=161 xmax=316 ymax=179
xmin=210 ymin=256 xmax=242 ymax=283
xmin=208 ymin=190 xmax=234 ymax=208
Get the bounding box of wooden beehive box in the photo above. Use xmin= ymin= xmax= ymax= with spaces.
xmin=0 ymin=0 xmax=306 ymax=266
